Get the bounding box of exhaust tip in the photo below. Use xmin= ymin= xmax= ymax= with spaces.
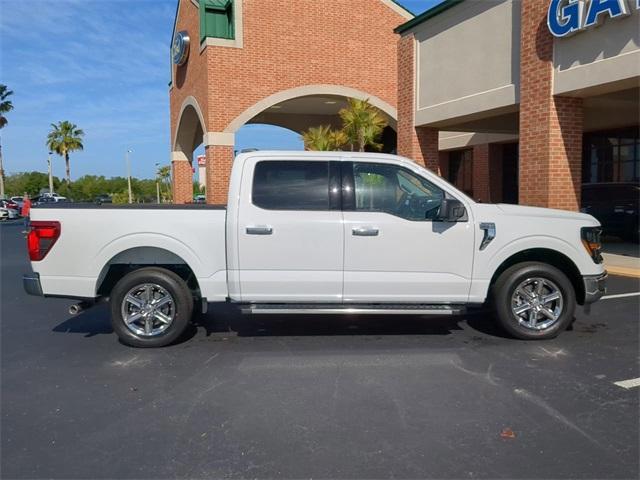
xmin=69 ymin=301 xmax=91 ymax=315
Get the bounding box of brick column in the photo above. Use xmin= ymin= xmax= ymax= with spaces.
xmin=472 ymin=144 xmax=490 ymax=202
xmin=396 ymin=34 xmax=440 ymax=173
xmin=205 ymin=145 xmax=235 ymax=204
xmin=171 ymin=156 xmax=193 ymax=204
xmin=519 ymin=0 xmax=583 ymax=211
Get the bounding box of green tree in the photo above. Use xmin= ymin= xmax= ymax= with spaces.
xmin=4 ymin=171 xmax=58 ymax=197
xmin=301 ymin=125 xmax=346 ymax=151
xmin=0 ymin=84 xmax=14 ymax=198
xmin=339 ymin=98 xmax=387 ymax=152
xmin=157 ymin=165 xmax=172 ymax=202
xmin=46 ymin=121 xmax=85 ymax=184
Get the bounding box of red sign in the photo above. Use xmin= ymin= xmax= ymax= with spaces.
xmin=197 ymin=155 xmax=206 ymax=167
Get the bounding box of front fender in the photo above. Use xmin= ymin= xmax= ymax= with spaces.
xmin=484 ymin=234 xmax=587 ymax=279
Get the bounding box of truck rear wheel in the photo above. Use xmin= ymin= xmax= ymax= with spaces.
xmin=110 ymin=267 xmax=193 ymax=347
xmin=492 ymin=262 xmax=575 ymax=340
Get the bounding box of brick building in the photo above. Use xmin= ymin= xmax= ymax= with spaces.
xmin=395 ymin=0 xmax=639 ymax=211
xmin=170 ymin=0 xmax=639 ymax=210
xmin=169 ymin=0 xmax=412 ymax=204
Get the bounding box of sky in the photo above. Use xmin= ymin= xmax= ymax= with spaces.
xmin=0 ymin=0 xmax=442 ymax=180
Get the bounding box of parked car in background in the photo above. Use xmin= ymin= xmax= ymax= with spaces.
xmin=1 ymin=199 xmax=20 ymax=213
xmin=582 ymin=183 xmax=639 ymax=243
xmin=0 ymin=208 xmax=9 ymax=221
xmin=0 ymin=200 xmax=20 ymax=219
xmin=31 ymin=196 xmax=57 ymax=206
xmin=40 ymin=193 xmax=67 ymax=202
xmin=194 ymin=194 xmax=206 ymax=204
xmin=95 ymin=194 xmax=113 ymax=204
xmin=10 ymin=196 xmax=24 ymax=209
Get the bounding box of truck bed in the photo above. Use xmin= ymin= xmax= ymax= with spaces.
xmin=28 ymin=203 xmax=229 ymax=300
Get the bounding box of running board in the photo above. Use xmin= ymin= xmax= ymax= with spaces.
xmin=242 ymin=304 xmax=466 ymax=315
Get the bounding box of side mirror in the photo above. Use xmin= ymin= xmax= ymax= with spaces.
xmin=436 ymin=197 xmax=466 ymax=222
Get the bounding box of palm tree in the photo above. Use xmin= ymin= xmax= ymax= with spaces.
xmin=47 ymin=121 xmax=84 ymax=184
xmin=0 ymin=84 xmax=14 ymax=198
xmin=157 ymin=165 xmax=172 ymax=202
xmin=301 ymin=125 xmax=347 ymax=151
xmin=339 ymin=98 xmax=387 ymax=152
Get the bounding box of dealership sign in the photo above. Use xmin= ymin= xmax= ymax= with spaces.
xmin=172 ymin=31 xmax=190 ymax=66
xmin=548 ymin=0 xmax=639 ymax=38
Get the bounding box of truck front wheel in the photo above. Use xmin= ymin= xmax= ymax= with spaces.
xmin=492 ymin=262 xmax=576 ymax=340
xmin=110 ymin=267 xmax=193 ymax=347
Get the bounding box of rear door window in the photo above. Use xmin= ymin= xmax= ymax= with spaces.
xmin=252 ymin=161 xmax=330 ymax=210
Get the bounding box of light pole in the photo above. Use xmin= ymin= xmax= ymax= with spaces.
xmin=155 ymin=162 xmax=161 ymax=204
xmin=47 ymin=151 xmax=54 ymax=194
xmin=125 ymin=149 xmax=133 ymax=204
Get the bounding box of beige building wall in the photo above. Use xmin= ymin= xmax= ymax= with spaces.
xmin=414 ymin=0 xmax=520 ymax=127
xmin=553 ymin=4 xmax=640 ymax=96
xmin=438 ymin=131 xmax=518 ymax=151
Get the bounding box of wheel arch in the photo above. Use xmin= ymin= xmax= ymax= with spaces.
xmin=96 ymin=246 xmax=201 ymax=297
xmin=488 ymin=248 xmax=585 ymax=305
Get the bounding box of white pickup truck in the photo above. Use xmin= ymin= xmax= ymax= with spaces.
xmin=24 ymin=151 xmax=607 ymax=347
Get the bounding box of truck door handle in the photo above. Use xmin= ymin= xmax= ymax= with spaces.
xmin=246 ymin=225 xmax=273 ymax=235
xmin=352 ymin=227 xmax=379 ymax=236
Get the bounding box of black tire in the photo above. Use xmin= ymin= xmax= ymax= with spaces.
xmin=492 ymin=262 xmax=575 ymax=340
xmin=110 ymin=267 xmax=193 ymax=347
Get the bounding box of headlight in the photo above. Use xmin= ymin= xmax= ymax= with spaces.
xmin=581 ymin=226 xmax=603 ymax=264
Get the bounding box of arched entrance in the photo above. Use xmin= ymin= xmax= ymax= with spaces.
xmin=190 ymin=85 xmax=398 ymax=203
xmin=171 ymin=96 xmax=206 ymax=203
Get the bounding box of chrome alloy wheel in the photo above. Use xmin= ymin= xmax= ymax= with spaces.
xmin=511 ymin=277 xmax=564 ymax=331
xmin=121 ymin=283 xmax=175 ymax=337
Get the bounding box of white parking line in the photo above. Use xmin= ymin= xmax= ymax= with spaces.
xmin=613 ymin=377 xmax=640 ymax=389
xmin=601 ymin=292 xmax=640 ymax=300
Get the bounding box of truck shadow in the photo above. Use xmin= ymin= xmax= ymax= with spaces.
xmin=51 ymin=303 xmax=509 ymax=341
xmin=191 ymin=304 xmax=509 ymax=339
xmin=52 ymin=304 xmax=113 ymax=337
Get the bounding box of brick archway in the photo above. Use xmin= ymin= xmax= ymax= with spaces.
xmin=223 ymin=85 xmax=398 ymax=135
xmin=171 ymin=96 xmax=207 ymax=203
xmin=169 ymin=0 xmax=412 ymax=204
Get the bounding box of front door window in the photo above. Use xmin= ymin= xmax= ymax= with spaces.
xmin=352 ymin=162 xmax=444 ymax=221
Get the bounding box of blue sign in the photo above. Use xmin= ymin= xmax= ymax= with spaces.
xmin=172 ymin=31 xmax=190 ymax=66
xmin=548 ymin=0 xmax=638 ymax=38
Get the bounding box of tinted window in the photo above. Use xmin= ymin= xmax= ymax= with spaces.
xmin=253 ymin=161 xmax=329 ymax=210
xmin=353 ymin=163 xmax=444 ymax=221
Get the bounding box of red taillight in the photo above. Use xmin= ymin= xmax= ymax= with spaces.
xmin=27 ymin=221 xmax=61 ymax=261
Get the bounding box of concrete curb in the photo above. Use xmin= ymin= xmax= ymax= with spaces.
xmin=606 ymin=266 xmax=640 ymax=278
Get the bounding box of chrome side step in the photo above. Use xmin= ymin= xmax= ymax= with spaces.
xmin=243 ymin=304 xmax=466 ymax=315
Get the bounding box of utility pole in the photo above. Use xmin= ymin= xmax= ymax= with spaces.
xmin=47 ymin=151 xmax=54 ymax=194
xmin=155 ymin=162 xmax=161 ymax=204
xmin=126 ymin=149 xmax=133 ymax=204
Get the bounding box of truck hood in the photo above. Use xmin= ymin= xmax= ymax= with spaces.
xmin=493 ymin=203 xmax=598 ymax=224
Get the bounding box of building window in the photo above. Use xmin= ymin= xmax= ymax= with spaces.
xmin=200 ymin=0 xmax=234 ymax=43
xmin=448 ymin=149 xmax=473 ymax=196
xmin=583 ymin=127 xmax=640 ymax=183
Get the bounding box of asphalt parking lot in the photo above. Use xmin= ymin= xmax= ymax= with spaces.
xmin=1 ymin=220 xmax=639 ymax=479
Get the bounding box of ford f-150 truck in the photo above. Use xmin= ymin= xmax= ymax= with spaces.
xmin=23 ymin=151 xmax=607 ymax=347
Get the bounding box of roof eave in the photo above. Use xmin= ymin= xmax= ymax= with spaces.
xmin=394 ymin=0 xmax=465 ymax=34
